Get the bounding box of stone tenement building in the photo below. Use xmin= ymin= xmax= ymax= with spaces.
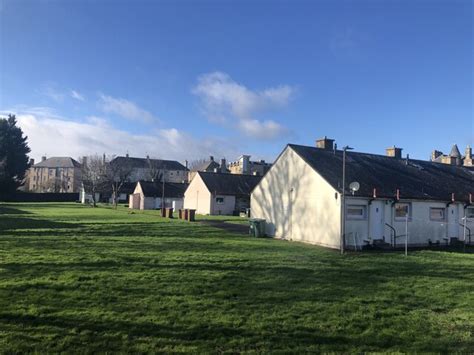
xmin=27 ymin=156 xmax=82 ymax=193
xmin=228 ymin=155 xmax=272 ymax=176
xmin=431 ymin=144 xmax=473 ymax=167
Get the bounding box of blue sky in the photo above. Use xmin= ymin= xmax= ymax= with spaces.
xmin=1 ymin=0 xmax=472 ymax=163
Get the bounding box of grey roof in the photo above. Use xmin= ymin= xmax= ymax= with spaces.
xmin=111 ymin=156 xmax=188 ymax=171
xmin=138 ymin=181 xmax=188 ymax=198
xmin=449 ymin=144 xmax=461 ymax=158
xmin=193 ymin=160 xmax=220 ymax=172
xmin=34 ymin=157 xmax=81 ymax=168
xmin=288 ymin=144 xmax=474 ymax=202
xmin=198 ymin=172 xmax=262 ymax=196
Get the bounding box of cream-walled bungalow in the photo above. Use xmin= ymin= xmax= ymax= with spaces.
xmin=184 ymin=172 xmax=261 ymax=215
xmin=129 ymin=181 xmax=188 ymax=210
xmin=251 ymin=139 xmax=474 ymax=250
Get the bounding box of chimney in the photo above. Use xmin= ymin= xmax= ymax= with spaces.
xmin=386 ymin=146 xmax=403 ymax=159
xmin=41 ymin=156 xmax=47 ymax=162
xmin=240 ymin=155 xmax=251 ymax=174
xmin=463 ymin=145 xmax=473 ymax=166
xmin=185 ymin=160 xmax=188 ymax=169
xmin=209 ymin=156 xmax=214 ymax=161
xmin=316 ymin=136 xmax=335 ymax=150
xmin=431 ymin=150 xmax=443 ymax=161
xmin=29 ymin=158 xmax=35 ymax=166
xmin=82 ymin=156 xmax=87 ymax=166
xmin=146 ymin=155 xmax=150 ymax=159
xmin=126 ymin=153 xmax=129 ymax=158
xmin=220 ymin=158 xmax=227 ymax=173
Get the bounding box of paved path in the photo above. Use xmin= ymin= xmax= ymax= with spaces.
xmin=198 ymin=220 xmax=249 ymax=235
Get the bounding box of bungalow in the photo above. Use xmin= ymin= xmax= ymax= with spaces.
xmin=251 ymin=138 xmax=474 ymax=250
xmin=129 ymin=180 xmax=188 ymax=210
xmin=183 ymin=171 xmax=261 ymax=215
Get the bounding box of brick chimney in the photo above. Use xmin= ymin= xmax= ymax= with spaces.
xmin=386 ymin=146 xmax=403 ymax=159
xmin=41 ymin=156 xmax=47 ymax=162
xmin=209 ymin=156 xmax=214 ymax=162
xmin=29 ymin=158 xmax=35 ymax=166
xmin=316 ymin=136 xmax=335 ymax=150
xmin=220 ymin=158 xmax=227 ymax=173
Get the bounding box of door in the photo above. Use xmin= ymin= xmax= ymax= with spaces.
xmin=447 ymin=205 xmax=459 ymax=238
xmin=369 ymin=201 xmax=384 ymax=240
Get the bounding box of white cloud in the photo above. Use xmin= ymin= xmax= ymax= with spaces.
xmin=71 ymin=90 xmax=85 ymax=101
xmin=98 ymin=93 xmax=156 ymax=123
xmin=39 ymin=84 xmax=65 ymax=102
xmin=192 ymin=71 xmax=294 ymax=139
xmin=8 ymin=107 xmax=237 ymax=163
xmin=238 ymin=119 xmax=288 ymax=140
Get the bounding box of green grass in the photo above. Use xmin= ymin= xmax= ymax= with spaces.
xmin=0 ymin=202 xmax=473 ymax=352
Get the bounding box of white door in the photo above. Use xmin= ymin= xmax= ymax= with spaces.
xmin=447 ymin=205 xmax=459 ymax=238
xmin=369 ymin=201 xmax=384 ymax=240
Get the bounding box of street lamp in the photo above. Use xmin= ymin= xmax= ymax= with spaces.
xmin=341 ymin=145 xmax=354 ymax=255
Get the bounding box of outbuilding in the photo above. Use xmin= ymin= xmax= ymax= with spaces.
xmin=251 ymin=139 xmax=474 ymax=249
xmin=129 ymin=181 xmax=188 ymax=210
xmin=183 ymin=172 xmax=261 ymax=215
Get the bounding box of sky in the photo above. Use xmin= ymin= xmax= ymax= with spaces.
xmin=1 ymin=0 xmax=472 ymax=164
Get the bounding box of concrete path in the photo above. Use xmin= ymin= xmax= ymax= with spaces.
xmin=198 ymin=220 xmax=249 ymax=235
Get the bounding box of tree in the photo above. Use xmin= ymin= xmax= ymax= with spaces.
xmin=106 ymin=156 xmax=133 ymax=208
xmin=81 ymin=155 xmax=107 ymax=207
xmin=0 ymin=114 xmax=31 ymax=195
xmin=147 ymin=156 xmax=163 ymax=182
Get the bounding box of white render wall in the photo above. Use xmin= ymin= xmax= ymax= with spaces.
xmin=211 ymin=195 xmax=236 ymax=215
xmin=344 ymin=198 xmax=474 ymax=248
xmin=183 ymin=174 xmax=212 ymax=214
xmin=251 ymin=147 xmax=341 ymax=248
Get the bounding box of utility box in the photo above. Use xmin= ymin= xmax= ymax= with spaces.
xmin=249 ymin=218 xmax=266 ymax=237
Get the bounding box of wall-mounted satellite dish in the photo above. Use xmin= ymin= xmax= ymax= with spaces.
xmin=349 ymin=181 xmax=360 ymax=195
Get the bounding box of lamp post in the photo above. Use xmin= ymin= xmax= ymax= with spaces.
xmin=341 ymin=145 xmax=354 ymax=255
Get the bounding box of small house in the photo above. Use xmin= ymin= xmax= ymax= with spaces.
xmin=183 ymin=172 xmax=261 ymax=215
xmin=129 ymin=181 xmax=188 ymax=210
xmin=251 ymin=138 xmax=474 ymax=249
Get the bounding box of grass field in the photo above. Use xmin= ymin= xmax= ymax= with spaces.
xmin=1 ymin=203 xmax=473 ymax=352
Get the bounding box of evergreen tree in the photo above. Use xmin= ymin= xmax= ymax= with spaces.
xmin=0 ymin=114 xmax=31 ymax=194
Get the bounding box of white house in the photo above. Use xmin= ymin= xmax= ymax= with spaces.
xmin=251 ymin=138 xmax=474 ymax=250
xmin=183 ymin=172 xmax=261 ymax=215
xmin=129 ymin=181 xmax=188 ymax=210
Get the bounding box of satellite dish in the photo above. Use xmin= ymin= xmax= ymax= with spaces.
xmin=349 ymin=182 xmax=360 ymax=195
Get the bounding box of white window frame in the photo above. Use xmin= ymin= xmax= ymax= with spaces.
xmin=394 ymin=202 xmax=412 ymax=220
xmin=429 ymin=207 xmax=445 ymax=221
xmin=346 ymin=205 xmax=367 ymax=220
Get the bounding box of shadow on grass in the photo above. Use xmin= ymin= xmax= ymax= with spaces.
xmin=0 ymin=216 xmax=83 ymax=233
xmin=0 ymin=206 xmax=33 ymax=215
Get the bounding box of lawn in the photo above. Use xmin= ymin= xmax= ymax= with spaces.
xmin=0 ymin=203 xmax=473 ymax=352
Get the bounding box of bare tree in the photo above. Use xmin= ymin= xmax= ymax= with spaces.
xmin=147 ymin=157 xmax=163 ymax=182
xmin=106 ymin=155 xmax=133 ymax=208
xmin=188 ymin=158 xmax=208 ymax=171
xmin=81 ymin=155 xmax=107 ymax=207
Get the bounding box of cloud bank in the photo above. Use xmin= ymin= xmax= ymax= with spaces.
xmin=98 ymin=94 xmax=156 ymax=123
xmin=6 ymin=107 xmax=237 ymax=163
xmin=193 ymin=72 xmax=294 ymax=140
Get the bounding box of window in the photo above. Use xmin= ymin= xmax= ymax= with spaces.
xmin=216 ymin=197 xmax=224 ymax=204
xmin=395 ymin=203 xmax=411 ymax=219
xmin=430 ymin=207 xmax=445 ymax=221
xmin=467 ymin=207 xmax=474 ymax=219
xmin=346 ymin=205 xmax=366 ymax=219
